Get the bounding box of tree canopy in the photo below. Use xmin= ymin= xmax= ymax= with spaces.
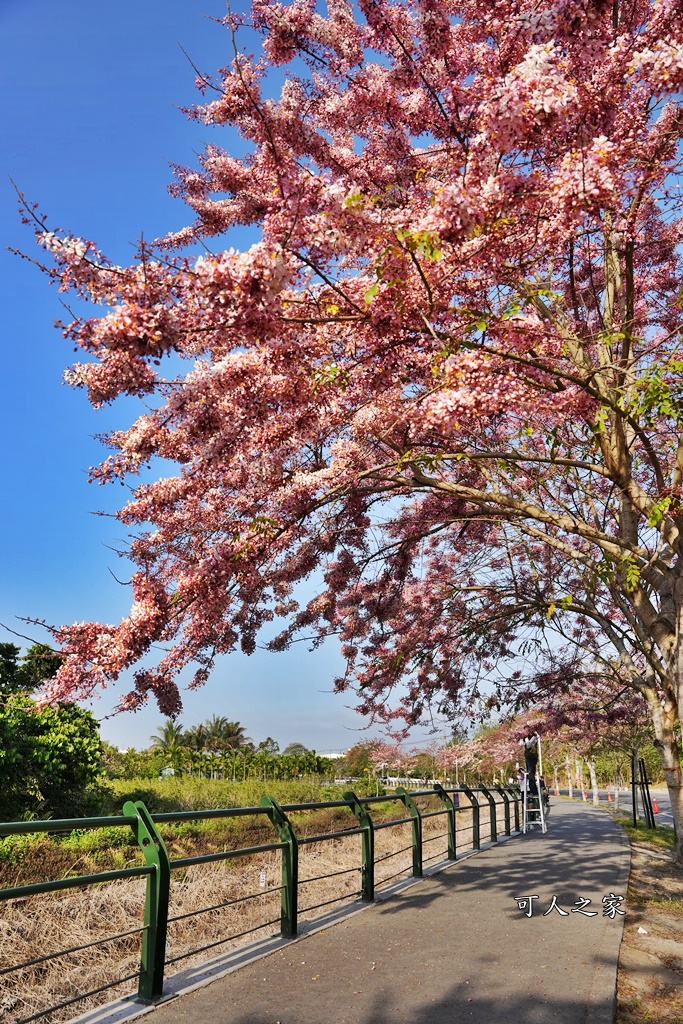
xmin=19 ymin=0 xmax=683 ymax=857
xmin=282 ymin=741 xmax=309 ymax=756
xmin=0 ymin=642 xmax=62 ymax=694
xmin=0 ymin=644 xmax=101 ymax=819
xmin=150 ymin=716 xmax=252 ymax=752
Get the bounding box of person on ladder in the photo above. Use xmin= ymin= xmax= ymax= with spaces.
xmin=520 ymin=732 xmax=539 ymax=793
xmin=519 ymin=731 xmax=548 ymax=833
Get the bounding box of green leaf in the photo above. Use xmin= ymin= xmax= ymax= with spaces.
xmin=343 ymin=192 xmax=365 ymax=210
xmin=312 ymin=362 xmax=349 ymax=393
xmin=593 ymin=406 xmax=609 ymax=434
xmin=249 ymin=515 xmax=279 ymax=536
xmin=647 ymin=495 xmax=672 ymax=528
xmin=623 ymin=558 xmax=641 ymax=592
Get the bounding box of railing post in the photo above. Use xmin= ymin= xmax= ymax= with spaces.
xmin=479 ymin=785 xmax=497 ymax=842
xmin=395 ymin=786 xmax=422 ymax=877
xmin=509 ymin=787 xmax=522 ymax=831
xmin=344 ymin=791 xmax=375 ymax=901
xmin=123 ymin=800 xmax=171 ymax=1004
xmin=260 ymin=796 xmax=298 ymax=937
xmin=433 ymin=783 xmax=456 ymax=860
xmin=495 ymin=787 xmax=511 ymax=836
xmin=459 ymin=785 xmax=480 ymax=850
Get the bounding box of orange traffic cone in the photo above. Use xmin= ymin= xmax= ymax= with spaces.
xmin=653 ymin=799 xmax=660 ymax=813
xmin=608 ymin=793 xmax=612 ymax=802
xmin=584 ymin=791 xmax=588 ymax=800
xmin=554 ymin=788 xmax=558 ymax=796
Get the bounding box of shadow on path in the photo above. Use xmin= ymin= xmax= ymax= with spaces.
xmin=210 ymin=981 xmax=619 ymax=1024
xmin=117 ymin=801 xmax=630 ymax=1024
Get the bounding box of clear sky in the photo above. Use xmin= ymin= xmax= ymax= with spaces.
xmin=0 ymin=0 xmax=448 ymax=754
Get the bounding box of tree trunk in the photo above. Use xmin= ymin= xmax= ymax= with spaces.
xmin=588 ymin=758 xmax=599 ymax=805
xmin=643 ymin=685 xmax=683 ymax=864
xmin=576 ymin=758 xmax=586 ymax=800
xmin=553 ymin=765 xmax=559 ymax=794
xmin=566 ymin=758 xmax=573 ymax=799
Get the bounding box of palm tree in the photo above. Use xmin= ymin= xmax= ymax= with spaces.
xmin=251 ymin=749 xmax=276 ymax=782
xmin=183 ymin=723 xmax=208 ymax=751
xmin=223 ymin=720 xmax=251 ymax=750
xmin=150 ymin=719 xmax=184 ymax=751
xmin=202 ymin=716 xmax=251 ymax=753
xmin=225 ymin=748 xmax=245 ymax=781
xmin=203 ymin=715 xmax=230 ymax=753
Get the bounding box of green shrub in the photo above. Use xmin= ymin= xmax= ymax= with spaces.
xmin=0 ymin=694 xmax=104 ymax=821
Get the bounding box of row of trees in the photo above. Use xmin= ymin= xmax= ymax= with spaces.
xmin=341 ymin=678 xmax=669 ymax=797
xmin=103 ymin=740 xmax=333 ymax=782
xmin=149 ymin=716 xmax=252 ymax=754
xmin=0 ymin=644 xmax=328 ymax=815
xmin=0 ymin=638 xmax=664 ymax=815
xmin=148 ymin=716 xmax=311 ymax=758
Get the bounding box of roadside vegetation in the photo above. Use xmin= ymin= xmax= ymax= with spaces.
xmin=0 ymin=778 xmax=389 ymax=889
xmin=608 ymin=815 xmax=683 ymax=1024
xmin=613 ymin=814 xmax=677 ymax=858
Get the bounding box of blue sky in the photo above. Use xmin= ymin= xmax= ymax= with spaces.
xmin=0 ymin=0 xmax=448 ymax=754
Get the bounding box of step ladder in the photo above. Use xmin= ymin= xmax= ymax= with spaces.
xmin=521 ymin=732 xmax=548 ymax=834
xmin=522 ymin=774 xmax=548 ymax=833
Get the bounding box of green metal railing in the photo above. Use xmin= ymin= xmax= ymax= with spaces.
xmin=0 ymin=785 xmax=520 ymax=1022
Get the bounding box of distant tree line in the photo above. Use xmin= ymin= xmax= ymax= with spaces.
xmin=100 ymin=717 xmax=333 ymax=781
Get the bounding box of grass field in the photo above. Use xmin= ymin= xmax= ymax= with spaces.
xmin=0 ymin=778 xmax=362 ymax=888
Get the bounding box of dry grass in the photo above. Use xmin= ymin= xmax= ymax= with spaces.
xmin=0 ymin=880 xmax=146 ymax=1024
xmin=0 ymin=795 xmax=501 ymax=1024
xmin=613 ymin=820 xmax=683 ymax=1024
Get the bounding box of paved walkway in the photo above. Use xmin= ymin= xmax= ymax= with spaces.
xmin=134 ymin=801 xmax=630 ymax=1024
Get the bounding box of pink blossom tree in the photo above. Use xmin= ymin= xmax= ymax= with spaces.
xmin=17 ymin=0 xmax=683 ymax=859
xmin=439 ymin=684 xmax=651 ymax=797
xmin=436 ymin=739 xmax=479 ymax=785
xmin=530 ymin=674 xmax=655 ymax=803
xmin=366 ymin=739 xmax=406 ymax=774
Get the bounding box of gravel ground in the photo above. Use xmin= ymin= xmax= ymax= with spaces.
xmin=615 ymin=837 xmax=683 ymax=1023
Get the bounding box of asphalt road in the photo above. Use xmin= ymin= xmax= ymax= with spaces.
xmin=556 ymin=788 xmax=674 ymax=827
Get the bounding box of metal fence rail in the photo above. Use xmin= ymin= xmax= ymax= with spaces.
xmin=0 ymin=785 xmax=521 ymax=1022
